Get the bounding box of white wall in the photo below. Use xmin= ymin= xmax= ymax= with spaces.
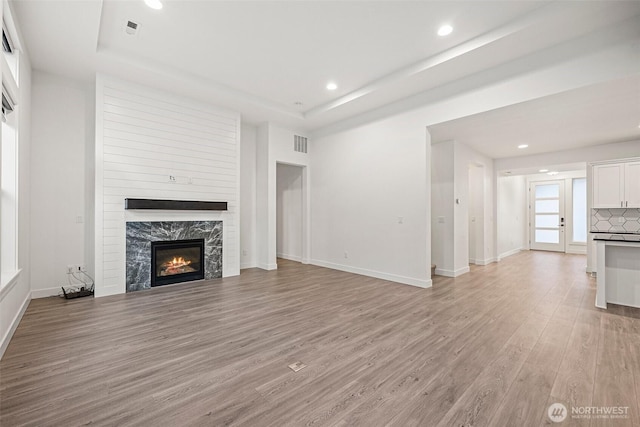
xmin=0 ymin=0 xmax=32 ymax=358
xmin=431 ymin=141 xmax=454 ymax=275
xmin=240 ymin=123 xmax=257 ymax=269
xmin=497 ymin=175 xmax=527 ymax=259
xmin=94 ymin=75 xmax=241 ymax=297
xmin=29 ymin=72 xmax=94 ymax=296
xmin=256 ymin=123 xmax=310 ymax=270
xmin=276 ymin=163 xmax=303 ymax=261
xmin=454 ymin=142 xmax=495 ymax=269
xmin=311 ymin=113 xmax=431 ymax=288
xmin=468 ymin=165 xmax=485 ymax=263
xmin=432 ymin=140 xmax=495 ymax=276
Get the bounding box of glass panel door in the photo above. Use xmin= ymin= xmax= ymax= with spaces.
xmin=530 ymin=181 xmax=565 ymax=252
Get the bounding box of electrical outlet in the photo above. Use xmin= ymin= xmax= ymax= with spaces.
xmin=344 ymin=251 xmax=348 ymax=259
xmin=67 ymin=265 xmax=74 ymax=274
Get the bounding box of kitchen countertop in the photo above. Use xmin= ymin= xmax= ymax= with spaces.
xmin=591 ymin=232 xmax=640 ymax=242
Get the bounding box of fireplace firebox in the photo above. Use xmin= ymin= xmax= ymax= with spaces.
xmin=150 ymin=239 xmax=205 ymax=287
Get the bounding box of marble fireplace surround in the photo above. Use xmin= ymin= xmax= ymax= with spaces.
xmin=126 ymin=221 xmax=222 ymax=292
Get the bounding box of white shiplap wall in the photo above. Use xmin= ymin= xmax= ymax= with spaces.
xmin=95 ymin=75 xmax=240 ymax=297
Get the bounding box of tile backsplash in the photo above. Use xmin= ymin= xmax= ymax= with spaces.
xmin=591 ymin=208 xmax=640 ymax=233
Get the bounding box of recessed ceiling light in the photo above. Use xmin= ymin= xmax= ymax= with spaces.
xmin=144 ymin=0 xmax=163 ymax=10
xmin=547 ymin=171 xmax=559 ymax=176
xmin=437 ymin=25 xmax=453 ymax=36
xmin=518 ymin=144 xmax=528 ymax=149
xmin=539 ymin=169 xmax=549 ymax=173
xmin=326 ymin=82 xmax=337 ymax=91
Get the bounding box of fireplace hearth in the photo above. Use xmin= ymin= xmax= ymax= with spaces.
xmin=151 ymin=239 xmax=205 ymax=287
xmin=126 ymin=221 xmax=222 ymax=292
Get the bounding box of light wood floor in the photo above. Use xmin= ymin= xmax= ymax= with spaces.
xmin=1 ymin=252 xmax=639 ymax=426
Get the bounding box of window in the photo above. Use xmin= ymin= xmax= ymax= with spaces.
xmin=2 ymin=26 xmax=13 ymax=54
xmin=1 ymin=12 xmax=21 ymax=285
xmin=572 ymin=178 xmax=587 ymax=243
xmin=2 ymin=86 xmax=15 ymax=117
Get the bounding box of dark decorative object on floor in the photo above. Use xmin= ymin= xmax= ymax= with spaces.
xmin=61 ymin=285 xmax=94 ymax=299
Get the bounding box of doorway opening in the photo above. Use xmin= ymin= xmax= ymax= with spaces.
xmin=468 ymin=164 xmax=485 ymax=265
xmin=529 ymin=176 xmax=587 ymax=253
xmin=530 ymin=180 xmax=566 ymax=252
xmin=496 ymin=167 xmax=587 ymax=259
xmin=276 ymin=163 xmax=304 ymax=263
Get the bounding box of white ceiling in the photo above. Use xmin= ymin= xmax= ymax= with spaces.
xmin=10 ymin=0 xmax=640 ymax=158
xmin=428 ymin=75 xmax=640 ymax=159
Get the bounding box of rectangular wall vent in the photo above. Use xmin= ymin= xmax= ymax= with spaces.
xmin=294 ymin=135 xmax=308 ymax=153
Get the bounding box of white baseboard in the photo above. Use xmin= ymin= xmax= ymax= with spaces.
xmin=32 ymin=287 xmax=62 ymax=299
xmin=258 ymin=263 xmax=278 ymax=271
xmin=469 ymin=258 xmax=497 ymax=266
xmin=566 ymin=248 xmax=587 ymax=255
xmin=498 ymin=248 xmax=522 ymax=261
xmin=0 ymin=292 xmax=30 ymax=360
xmin=240 ymin=262 xmax=257 ymax=270
xmin=476 ymin=257 xmax=498 ymax=265
xmin=276 ymin=253 xmax=302 ymax=262
xmin=435 ymin=266 xmax=470 ymax=277
xmin=311 ymin=259 xmax=432 ymax=288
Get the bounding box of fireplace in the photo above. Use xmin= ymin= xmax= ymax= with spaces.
xmin=151 ymin=239 xmax=205 ymax=287
xmin=126 ymin=221 xmax=222 ymax=292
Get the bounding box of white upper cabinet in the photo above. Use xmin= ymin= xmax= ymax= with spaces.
xmin=593 ymin=161 xmax=640 ymax=208
xmin=625 ymin=162 xmax=640 ymax=208
xmin=593 ymin=163 xmax=624 ymax=208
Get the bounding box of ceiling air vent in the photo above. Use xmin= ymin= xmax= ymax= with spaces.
xmin=126 ymin=20 xmax=139 ymax=36
xmin=294 ymin=135 xmax=308 ymax=153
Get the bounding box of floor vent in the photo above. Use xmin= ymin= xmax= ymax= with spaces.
xmin=294 ymin=135 xmax=308 ymax=153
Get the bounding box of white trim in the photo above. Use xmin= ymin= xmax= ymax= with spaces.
xmin=435 ymin=266 xmax=470 ymax=277
xmin=312 ymin=259 xmax=432 ymax=288
xmin=589 ymin=157 xmax=640 ymax=167
xmin=470 ymin=257 xmax=498 ymax=266
xmin=566 ymin=246 xmax=587 ymax=255
xmin=277 ymin=253 xmax=302 ymax=262
xmin=258 ymin=263 xmax=278 ymax=270
xmin=0 ymin=290 xmax=29 ymax=360
xmin=474 ymin=257 xmax=497 ymax=266
xmin=240 ymin=262 xmax=257 ymax=270
xmin=498 ymin=248 xmax=522 ymax=261
xmin=1 ymin=55 xmax=18 ymax=106
xmin=31 ymin=287 xmax=62 ymax=299
xmin=94 ymin=74 xmax=105 ymax=296
xmin=0 ymin=268 xmax=21 ymax=300
xmin=2 ymin=0 xmax=22 ymax=52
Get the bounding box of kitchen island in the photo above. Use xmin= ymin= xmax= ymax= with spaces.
xmin=594 ymin=234 xmax=640 ymax=309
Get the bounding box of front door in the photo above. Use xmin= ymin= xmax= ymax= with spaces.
xmin=530 ymin=181 xmax=565 ymax=252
